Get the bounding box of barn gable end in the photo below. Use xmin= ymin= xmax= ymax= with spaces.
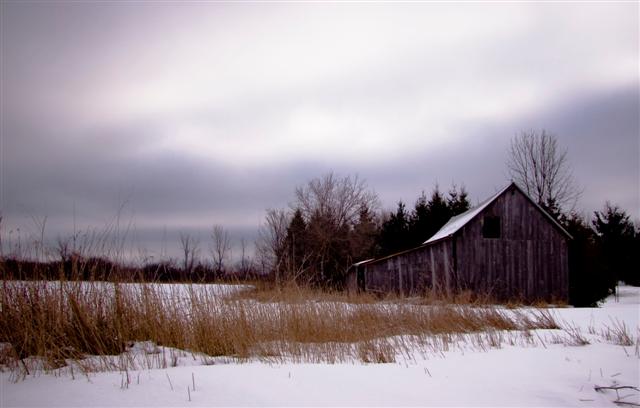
xmin=453 ymin=183 xmax=569 ymax=300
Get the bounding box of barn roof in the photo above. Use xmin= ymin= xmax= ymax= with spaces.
xmin=423 ymin=182 xmax=572 ymax=244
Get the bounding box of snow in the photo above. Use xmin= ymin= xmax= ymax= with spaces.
xmin=3 ymin=280 xmax=250 ymax=305
xmin=2 ymin=286 xmax=639 ymax=407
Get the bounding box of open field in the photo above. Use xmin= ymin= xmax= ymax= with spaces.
xmin=1 ymin=282 xmax=638 ymax=407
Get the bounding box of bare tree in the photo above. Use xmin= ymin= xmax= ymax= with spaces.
xmin=179 ymin=233 xmax=200 ymax=276
xmin=294 ymin=173 xmax=379 ymax=287
xmin=294 ymin=172 xmax=379 ymax=227
xmin=507 ymin=130 xmax=581 ymax=214
xmin=255 ymin=208 xmax=290 ymax=280
xmin=256 ymin=173 xmax=379 ymax=287
xmin=236 ymin=237 xmax=254 ymax=277
xmin=56 ymin=236 xmax=71 ymax=262
xmin=30 ymin=215 xmax=48 ymax=261
xmin=210 ymin=225 xmax=231 ymax=275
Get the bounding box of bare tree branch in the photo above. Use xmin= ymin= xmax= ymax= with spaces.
xmin=179 ymin=233 xmax=200 ymax=276
xmin=255 ymin=208 xmax=290 ymax=280
xmin=210 ymin=225 xmax=231 ymax=275
xmin=293 ymin=172 xmax=379 ymax=286
xmin=507 ymin=129 xmax=582 ymax=214
xmin=237 ymin=237 xmax=253 ymax=276
xmin=294 ymin=172 xmax=379 ymax=228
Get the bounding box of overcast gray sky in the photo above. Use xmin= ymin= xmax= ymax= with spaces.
xmin=1 ymin=1 xmax=638 ymax=261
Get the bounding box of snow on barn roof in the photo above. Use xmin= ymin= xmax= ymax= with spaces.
xmin=423 ymin=184 xmax=512 ymax=244
xmin=423 ymin=182 xmax=572 ymax=245
xmin=354 ymin=258 xmax=374 ymax=266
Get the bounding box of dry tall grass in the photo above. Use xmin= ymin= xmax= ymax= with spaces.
xmin=0 ymin=280 xmax=560 ymax=376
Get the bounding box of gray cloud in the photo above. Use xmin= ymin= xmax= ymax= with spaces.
xmin=2 ymin=2 xmax=638 ymax=260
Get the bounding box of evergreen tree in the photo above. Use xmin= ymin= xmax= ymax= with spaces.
xmin=350 ymin=205 xmax=379 ymax=261
xmin=593 ymin=203 xmax=638 ymax=286
xmin=408 ymin=191 xmax=430 ymax=246
xmin=564 ymin=213 xmax=609 ymax=306
xmin=424 ymin=186 xmax=450 ymax=239
xmin=447 ymin=185 xmax=471 ymax=216
xmin=378 ymin=201 xmax=410 ymax=255
xmin=406 ymin=184 xmax=470 ymax=246
xmin=543 ymin=197 xmax=562 ymax=220
xmin=283 ymin=208 xmax=308 ymax=282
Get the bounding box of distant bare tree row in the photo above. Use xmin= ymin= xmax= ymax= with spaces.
xmin=177 ymin=224 xmax=254 ymax=280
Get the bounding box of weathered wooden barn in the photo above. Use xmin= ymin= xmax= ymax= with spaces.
xmin=346 ymin=182 xmax=571 ymax=301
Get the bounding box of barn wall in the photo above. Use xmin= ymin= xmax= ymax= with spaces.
xmin=363 ymin=240 xmax=454 ymax=296
xmin=455 ymin=187 xmax=569 ymax=301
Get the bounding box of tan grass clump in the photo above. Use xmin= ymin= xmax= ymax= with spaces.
xmin=1 ymin=280 xmax=560 ymax=375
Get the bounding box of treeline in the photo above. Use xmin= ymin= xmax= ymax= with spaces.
xmin=377 ymin=187 xmax=470 ymax=255
xmin=563 ymin=203 xmax=639 ymax=306
xmin=254 ymin=173 xmax=470 ymax=289
xmin=0 ymin=223 xmax=263 ymax=282
xmin=0 ymin=256 xmax=265 ymax=283
xmin=254 ymin=172 xmax=639 ymax=306
xmin=0 ymin=223 xmax=267 ymax=283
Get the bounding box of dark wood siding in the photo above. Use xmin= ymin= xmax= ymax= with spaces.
xmin=454 ymin=186 xmax=569 ymax=301
xmin=362 ymin=241 xmax=453 ymax=296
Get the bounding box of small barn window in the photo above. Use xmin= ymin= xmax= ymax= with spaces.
xmin=482 ymin=216 xmax=501 ymax=239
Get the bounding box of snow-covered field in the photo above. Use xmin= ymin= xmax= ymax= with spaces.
xmin=2 ymin=286 xmax=638 ymax=407
xmin=2 ymin=280 xmax=249 ymax=299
